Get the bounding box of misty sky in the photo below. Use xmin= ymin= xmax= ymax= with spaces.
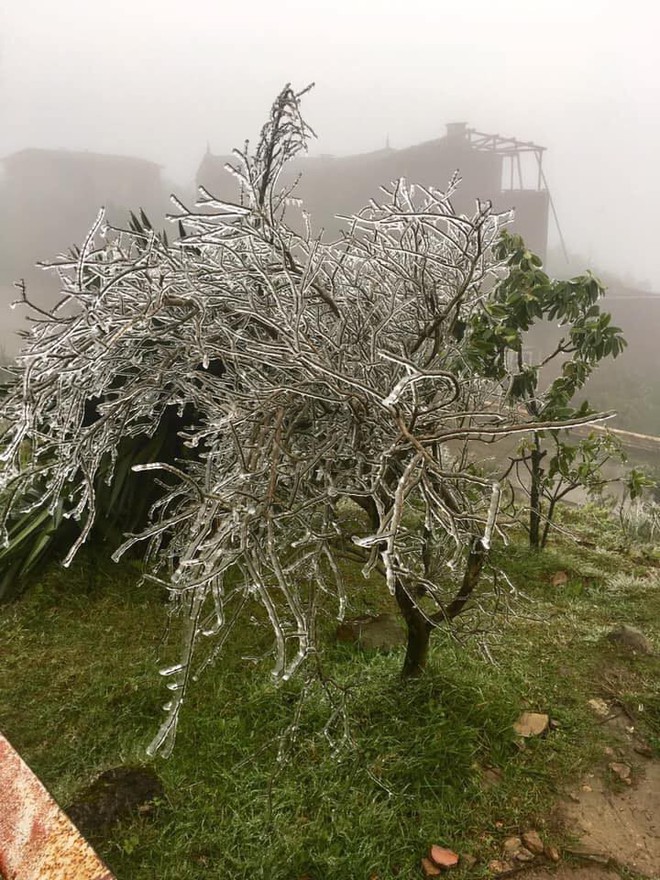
xmin=2 ymin=0 xmax=659 ymax=288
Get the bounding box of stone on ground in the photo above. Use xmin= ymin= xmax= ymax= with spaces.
xmin=421 ymin=856 xmax=442 ymax=877
xmin=586 ymin=698 xmax=610 ymax=717
xmin=543 ymin=844 xmax=561 ymax=862
xmin=503 ymin=837 xmax=522 ymax=856
xmin=606 ymin=624 xmax=653 ymax=655
xmin=428 ymin=844 xmax=459 ymax=868
xmin=608 ymin=762 xmax=632 ymax=784
xmin=522 ymin=830 xmax=545 ymax=855
xmin=513 ymin=712 xmax=550 ymax=737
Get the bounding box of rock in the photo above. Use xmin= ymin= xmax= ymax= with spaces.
xmin=514 ymin=849 xmax=535 ymax=862
xmin=513 ymin=712 xmax=549 ymax=737
xmin=521 ymin=830 xmax=544 ymax=855
xmin=551 ymin=570 xmax=569 ymax=587
xmin=608 ymin=761 xmax=632 ymax=784
xmin=429 ymin=845 xmax=459 ymax=869
xmin=544 ymin=844 xmax=561 ymax=862
xmin=564 ymin=845 xmax=611 ymax=865
xmin=587 ymin=698 xmax=610 ymax=717
xmin=633 ymin=742 xmax=654 ymax=758
xmin=66 ymin=765 xmax=164 ymax=839
xmin=336 ymin=613 xmax=405 ymax=651
xmin=422 ymin=856 xmax=443 ymax=877
xmin=606 ymin=624 xmax=653 ymax=655
xmin=487 ymin=860 xmax=510 ymax=875
xmin=503 ymin=837 xmax=522 ymax=856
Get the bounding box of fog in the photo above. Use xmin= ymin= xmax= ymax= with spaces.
xmin=1 ymin=0 xmax=659 ymax=306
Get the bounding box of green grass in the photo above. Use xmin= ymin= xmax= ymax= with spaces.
xmin=1 ymin=506 xmax=658 ymax=879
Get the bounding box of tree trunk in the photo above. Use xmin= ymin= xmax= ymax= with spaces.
xmin=540 ymin=497 xmax=556 ymax=549
xmin=445 ymin=538 xmax=487 ymax=619
xmin=350 ymin=494 xmax=432 ymax=676
xmin=394 ymin=577 xmax=431 ymax=677
xmin=529 ymin=434 xmax=543 ymax=550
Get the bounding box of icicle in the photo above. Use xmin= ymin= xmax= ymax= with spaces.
xmin=482 ymin=482 xmax=501 ymax=551
xmin=159 ymin=663 xmax=186 ymax=677
xmin=146 ymin=711 xmax=179 ymax=759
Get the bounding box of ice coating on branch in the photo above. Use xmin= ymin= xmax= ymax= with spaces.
xmin=352 ymin=534 xmax=387 ymax=549
xmin=381 ymin=375 xmax=412 ymax=409
xmin=0 ymin=84 xmax=534 ymax=756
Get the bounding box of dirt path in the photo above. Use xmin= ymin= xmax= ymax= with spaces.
xmin=560 ymin=760 xmax=660 ymax=877
xmin=522 ymin=868 xmax=621 ymax=880
xmin=528 ymin=698 xmax=659 ymax=879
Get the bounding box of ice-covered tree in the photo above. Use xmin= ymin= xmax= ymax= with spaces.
xmin=0 ymin=85 xmax=610 ymax=755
